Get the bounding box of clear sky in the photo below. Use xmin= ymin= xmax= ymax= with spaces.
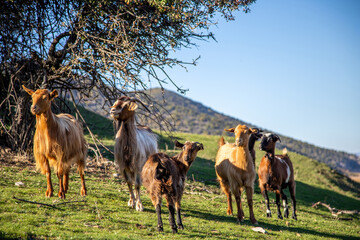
xmin=150 ymin=0 xmax=360 ymax=154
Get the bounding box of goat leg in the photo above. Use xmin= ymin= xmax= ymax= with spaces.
xmin=124 ymin=171 xmax=135 ymax=208
xmin=275 ymin=190 xmax=282 ymax=219
xmin=156 ymin=204 xmax=163 ymax=232
xmin=234 ymin=192 xmax=244 ymax=223
xmin=63 ymin=171 xmax=69 ymax=193
xmin=45 ymin=160 xmax=53 ymax=197
xmin=78 ymin=161 xmax=87 ymax=196
xmin=168 ymin=204 xmax=178 ymax=233
xmin=220 ymin=181 xmax=233 ymax=215
xmin=57 ymin=172 xmax=66 ymax=199
xmin=261 ymin=187 xmax=271 ymax=218
xmin=245 ymin=186 xmax=257 ymax=224
xmin=175 ymin=202 xmax=184 ymax=230
xmin=289 ymin=183 xmax=297 ymax=220
xmin=280 ymin=189 xmax=289 ymax=218
xmin=80 ymin=171 xmax=87 ymax=196
xmin=134 ymin=174 xmax=144 ymax=211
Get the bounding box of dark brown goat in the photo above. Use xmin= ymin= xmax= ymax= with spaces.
xmin=141 ymin=141 xmax=204 ymax=233
xmin=258 ymin=133 xmax=297 ymax=220
xmin=248 ymin=128 xmax=263 ymax=166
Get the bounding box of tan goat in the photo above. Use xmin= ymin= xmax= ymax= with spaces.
xmin=22 ymin=85 xmax=87 ymax=199
xmin=215 ymin=124 xmax=258 ymax=224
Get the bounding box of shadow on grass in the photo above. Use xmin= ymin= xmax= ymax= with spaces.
xmin=295 ymin=181 xmax=360 ymax=210
xmin=183 ymin=180 xmax=360 ymax=239
xmin=186 ymin=208 xmax=358 ymax=240
xmin=187 ymin=157 xmax=217 ymax=185
xmin=257 ymin=220 xmax=359 ymax=240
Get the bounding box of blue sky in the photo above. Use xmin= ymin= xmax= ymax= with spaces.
xmin=150 ymin=0 xmax=360 ymax=154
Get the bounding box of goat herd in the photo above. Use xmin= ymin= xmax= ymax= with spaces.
xmin=22 ymin=85 xmax=297 ymax=234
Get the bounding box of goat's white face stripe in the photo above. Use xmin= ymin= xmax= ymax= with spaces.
xmin=276 ymin=157 xmax=291 ymax=183
xmin=264 ymin=133 xmax=272 ymax=137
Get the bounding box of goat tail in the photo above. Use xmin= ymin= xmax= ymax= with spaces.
xmin=151 ymin=154 xmax=170 ymax=182
xmin=219 ymin=136 xmax=226 ymax=147
xmin=282 ymin=148 xmax=288 ymax=156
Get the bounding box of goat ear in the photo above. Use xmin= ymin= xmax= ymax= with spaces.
xmin=128 ymin=102 xmax=138 ymax=111
xmin=249 ymin=128 xmax=258 ymax=133
xmin=174 ymin=140 xmax=184 ymax=149
xmin=22 ymin=85 xmax=34 ymax=96
xmin=224 ymin=128 xmax=235 ymax=133
xmin=49 ymin=90 xmax=58 ymax=101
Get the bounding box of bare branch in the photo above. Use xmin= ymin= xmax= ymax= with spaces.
xmin=312 ymin=201 xmax=360 ymax=217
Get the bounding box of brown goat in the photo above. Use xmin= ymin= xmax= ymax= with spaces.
xmin=141 ymin=141 xmax=204 ymax=233
xmin=110 ymin=96 xmax=158 ymax=211
xmin=215 ymin=125 xmax=258 ymax=224
xmin=258 ymin=133 xmax=297 ymax=220
xmin=22 ymin=85 xmax=87 ymax=199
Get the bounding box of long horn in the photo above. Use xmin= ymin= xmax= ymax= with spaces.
xmin=274 ymin=134 xmax=281 ymax=142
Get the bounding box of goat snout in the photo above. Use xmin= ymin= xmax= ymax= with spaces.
xmin=110 ymin=107 xmax=118 ymax=116
xmin=30 ymin=105 xmax=39 ymax=114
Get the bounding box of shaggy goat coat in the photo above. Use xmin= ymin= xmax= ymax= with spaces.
xmin=23 ymin=85 xmax=87 ymax=198
xmin=215 ymin=125 xmax=258 ymax=224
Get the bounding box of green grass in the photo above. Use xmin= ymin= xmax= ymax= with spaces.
xmin=1 ymin=107 xmax=359 ymax=239
xmin=1 ymin=131 xmax=359 ymax=239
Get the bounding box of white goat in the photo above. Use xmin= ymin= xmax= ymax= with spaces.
xmin=110 ymin=96 xmax=158 ymax=211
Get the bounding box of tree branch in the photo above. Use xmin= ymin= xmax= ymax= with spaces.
xmin=312 ymin=201 xmax=360 ymax=218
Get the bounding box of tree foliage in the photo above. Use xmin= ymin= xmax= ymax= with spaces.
xmin=0 ymin=0 xmax=255 ymax=151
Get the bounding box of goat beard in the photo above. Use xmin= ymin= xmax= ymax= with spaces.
xmin=115 ymin=120 xmax=136 ymax=165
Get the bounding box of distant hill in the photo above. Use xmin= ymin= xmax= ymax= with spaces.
xmin=76 ymin=87 xmax=360 ymax=177
xmin=144 ymin=88 xmax=360 ymax=176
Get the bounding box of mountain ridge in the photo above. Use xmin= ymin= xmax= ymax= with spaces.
xmin=144 ymin=88 xmax=360 ymax=177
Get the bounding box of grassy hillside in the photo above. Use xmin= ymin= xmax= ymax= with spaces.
xmin=0 ymin=107 xmax=359 ymax=239
xmin=76 ymin=87 xmax=360 ymax=177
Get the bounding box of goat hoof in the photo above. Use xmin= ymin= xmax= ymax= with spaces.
xmin=284 ymin=212 xmax=289 ymax=218
xmin=128 ymin=199 xmax=135 ymax=208
xmin=178 ymin=224 xmax=184 ymax=230
xmin=157 ymin=226 xmax=163 ymax=232
xmin=266 ymin=213 xmax=272 ymax=218
xmin=292 ymin=215 xmax=297 ymax=220
xmin=58 ymin=191 xmax=66 ymax=199
xmin=172 ymin=228 xmax=178 ymax=234
xmin=45 ymin=190 xmax=53 ymax=198
xmin=226 ymin=209 xmax=233 ymax=215
xmin=251 ymin=220 xmax=258 ymax=225
xmin=81 ymin=188 xmax=87 ymax=196
xmin=237 ymin=217 xmax=244 ymax=223
xmin=277 ymin=215 xmax=283 ymax=220
xmin=136 ymin=202 xmax=144 ymax=211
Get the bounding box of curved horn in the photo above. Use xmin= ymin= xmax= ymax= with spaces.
xmin=118 ymin=96 xmax=131 ymax=101
xmin=274 ymin=134 xmax=281 ymax=142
